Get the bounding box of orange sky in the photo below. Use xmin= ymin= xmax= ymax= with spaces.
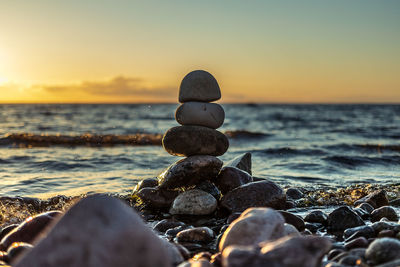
xmin=1 ymin=1 xmax=399 ymax=103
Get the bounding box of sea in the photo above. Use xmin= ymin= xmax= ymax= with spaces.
xmin=0 ymin=104 xmax=399 ymax=199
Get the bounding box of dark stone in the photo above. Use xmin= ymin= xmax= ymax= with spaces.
xmin=194 ymin=180 xmax=221 ymax=200
xmin=136 ymin=187 xmax=179 ymax=209
xmin=285 ymin=188 xmax=304 ymax=200
xmin=0 ymin=225 xmax=18 ymax=242
xmin=344 ymin=225 xmax=375 ymax=239
xmin=389 ymin=198 xmax=400 ymax=207
xmin=304 ymin=210 xmax=328 ymax=224
xmin=365 ymin=238 xmax=400 ymax=265
xmin=162 ymin=126 xmax=229 ymax=157
xmin=166 ymin=226 xmax=193 ymax=238
xmin=278 ymin=211 xmax=305 ymax=231
xmin=354 ymin=190 xmax=389 ymax=209
xmin=224 ymin=153 xmax=252 ymax=175
xmin=305 ymin=222 xmax=323 ymax=233
xmin=371 ymin=221 xmax=400 ymax=233
xmin=371 ymin=206 xmax=399 ymax=222
xmin=327 ymin=249 xmax=345 ymax=260
xmin=179 ymin=70 xmax=221 ymax=103
xmin=210 ymin=252 xmax=222 ymax=266
xmin=356 ymin=202 xmax=374 ymax=214
xmin=220 ymin=180 xmax=286 ymax=213
xmin=378 ymin=229 xmax=395 ymax=238
xmin=215 ymin=167 xmax=253 ymax=194
xmin=0 ymin=211 xmax=62 ymax=251
xmin=353 ymin=207 xmax=370 ymax=220
xmin=327 ymin=206 xmax=365 ymax=232
xmin=344 ymin=237 xmax=368 ymax=250
xmin=133 ymin=178 xmax=158 ymax=193
xmin=338 ymin=255 xmax=363 ymax=266
xmin=226 ymin=213 xmax=242 ymax=224
xmin=153 ymin=219 xmax=186 ymax=233
xmin=176 ymin=227 xmax=214 ymax=243
xmin=158 ymin=155 xmax=223 ymax=190
xmin=192 ymin=252 xmax=212 ymax=261
xmin=6 ymin=242 xmax=33 ymax=263
xmin=0 ymin=251 xmax=8 ymax=263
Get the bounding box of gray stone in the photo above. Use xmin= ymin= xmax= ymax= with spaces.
xmin=278 ymin=211 xmax=305 ymax=231
xmin=365 ymin=238 xmax=400 ymax=265
xmin=343 ymin=225 xmax=375 ymax=239
xmin=283 ymin=223 xmax=300 ymax=237
xmin=170 ymin=190 xmax=217 ymax=215
xmin=371 ymin=221 xmax=400 ymax=233
xmin=14 ymin=195 xmax=171 ymax=267
xmin=222 ymin=236 xmax=331 ymax=267
xmin=162 ymin=126 xmax=229 ymax=157
xmin=304 ymin=210 xmax=328 ymax=224
xmin=219 ymin=207 xmax=285 ymax=251
xmin=285 ymin=188 xmax=304 ymax=200
xmin=215 ymin=166 xmax=253 ymax=194
xmin=224 ymin=153 xmax=252 ymax=175
xmin=371 ymin=206 xmax=399 ymax=222
xmin=176 ymin=227 xmax=215 ymax=243
xmin=220 ymin=180 xmax=286 ymax=213
xmin=179 ymin=70 xmax=221 ymax=103
xmin=160 ymin=239 xmax=184 ymax=266
xmin=175 ymin=102 xmax=225 ymax=129
xmin=158 ymin=155 xmax=223 ymax=190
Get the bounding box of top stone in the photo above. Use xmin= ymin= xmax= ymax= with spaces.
xmin=179 ymin=70 xmax=221 ymax=103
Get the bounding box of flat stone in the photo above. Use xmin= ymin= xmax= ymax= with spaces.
xmin=365 ymin=238 xmax=400 ymax=265
xmin=220 ymin=180 xmax=286 ymax=213
xmin=158 ymin=156 xmax=222 ymax=190
xmin=222 ymin=236 xmax=331 ymax=267
xmin=162 ymin=126 xmax=229 ymax=157
xmin=176 ymin=227 xmax=215 ymax=243
xmin=175 ymin=102 xmax=225 ymax=129
xmin=371 ymin=206 xmax=399 ymax=222
xmin=327 ymin=206 xmax=365 ymax=232
xmin=179 ymin=70 xmax=221 ymax=103
xmin=0 ymin=211 xmax=62 ymax=251
xmin=354 ymin=190 xmax=389 ymax=209
xmin=170 ymin=190 xmax=217 ymax=215
xmin=224 ymin=153 xmax=252 ymax=175
xmin=14 ymin=195 xmax=171 ymax=267
xmin=137 ymin=187 xmax=179 ymax=209
xmin=219 ymin=207 xmax=285 ymax=251
xmin=215 ymin=166 xmax=253 ymax=194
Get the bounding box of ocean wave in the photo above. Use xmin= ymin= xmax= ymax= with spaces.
xmin=325 ymin=143 xmax=400 ymax=153
xmin=249 ymin=147 xmax=326 ymax=156
xmin=323 ymin=155 xmax=400 ymax=168
xmin=224 ymin=130 xmax=271 ymax=139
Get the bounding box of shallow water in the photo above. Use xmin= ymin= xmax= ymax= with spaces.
xmin=0 ymin=104 xmax=399 ymax=198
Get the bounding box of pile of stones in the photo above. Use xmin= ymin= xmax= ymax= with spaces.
xmin=135 ymin=70 xmax=287 ymax=216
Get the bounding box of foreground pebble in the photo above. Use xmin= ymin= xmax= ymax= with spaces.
xmin=14 ymin=195 xmax=172 ymax=267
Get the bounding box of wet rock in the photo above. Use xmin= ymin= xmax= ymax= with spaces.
xmin=224 ymin=153 xmax=252 ymax=175
xmin=338 ymin=255 xmax=364 ymax=266
xmin=192 ymin=252 xmax=212 ymax=261
xmin=166 ymin=226 xmax=193 ymax=238
xmin=0 ymin=225 xmax=18 ymax=242
xmin=0 ymin=251 xmax=7 ymax=263
xmin=137 ymin=187 xmax=179 ymax=209
xmin=357 ymin=202 xmax=374 ymax=214
xmin=222 ymin=236 xmax=331 ymax=267
xmin=354 ymin=207 xmax=370 ymax=219
xmin=354 ymin=190 xmax=389 ymax=209
xmin=389 ymin=198 xmax=400 ymax=207
xmin=162 ymin=126 xmax=229 ymax=157
xmin=0 ymin=211 xmax=61 ymax=251
xmin=371 ymin=221 xmax=400 ymax=233
xmin=176 ymin=227 xmax=215 ymax=243
xmin=304 ymin=210 xmax=328 ymax=224
xmin=215 ymin=166 xmax=253 ymax=194
xmin=371 ymin=206 xmax=399 ymax=222
xmin=327 ymin=206 xmax=365 ymax=232
xmin=133 ymin=178 xmax=158 ymax=192
xmin=175 ymin=102 xmax=225 ymax=129
xmin=178 ymin=259 xmax=213 ymax=267
xmin=160 ymin=239 xmax=184 ymax=266
xmin=365 ymin=238 xmax=400 ymax=265
xmin=285 ymin=188 xmax=304 ymax=200
xmin=158 ymin=156 xmax=223 ymax=190
xmin=6 ymin=242 xmax=33 ymax=264
xmin=14 ymin=195 xmax=172 ymax=267
xmin=170 ymin=190 xmax=217 ymax=215
xmin=375 ymin=259 xmax=400 ymax=267
xmin=344 ymin=225 xmax=375 ymax=239
xmin=219 ymin=207 xmax=285 ymax=251
xmin=344 ymin=237 xmax=368 ymax=250
xmin=194 ymin=180 xmax=220 ymax=200
xmin=378 ymin=229 xmax=395 ymax=238
xmin=327 ymin=249 xmax=345 ymax=260
xmin=154 ymin=219 xmax=186 ymax=233
xmin=179 ymin=70 xmax=221 ymax=103
xmin=278 ymin=211 xmax=305 ymax=231
xmin=283 ymin=223 xmax=300 ymax=236
xmin=305 ymin=222 xmax=323 ymax=233
xmin=220 ymin=180 xmax=286 ymax=213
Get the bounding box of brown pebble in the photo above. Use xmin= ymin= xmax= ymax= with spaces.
xmin=345 ymin=237 xmax=368 ymax=250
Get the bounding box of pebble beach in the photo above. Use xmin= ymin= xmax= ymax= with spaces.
xmin=0 ymin=71 xmax=399 ymax=266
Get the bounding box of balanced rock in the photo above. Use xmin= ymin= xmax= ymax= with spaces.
xmin=175 ymin=102 xmax=225 ymax=129
xmin=219 ymin=207 xmax=285 ymax=251
xmin=224 ymin=152 xmax=252 ymax=175
xmin=220 ymin=180 xmax=286 ymax=213
xmin=215 ymin=166 xmax=253 ymax=194
xmin=14 ymin=195 xmax=171 ymax=267
xmin=170 ymin=189 xmax=217 ymax=215
xmin=162 ymin=126 xmax=229 ymax=157
xmin=158 ymin=155 xmax=222 ymax=190
xmin=179 ymin=70 xmax=221 ymax=103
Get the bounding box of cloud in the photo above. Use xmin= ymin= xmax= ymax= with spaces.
xmin=42 ymin=76 xmax=175 ymax=98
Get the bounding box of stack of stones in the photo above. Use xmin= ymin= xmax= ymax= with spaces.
xmin=136 ymin=70 xmax=286 ymax=217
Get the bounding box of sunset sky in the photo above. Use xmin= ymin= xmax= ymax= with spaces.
xmin=0 ymin=1 xmax=399 ymax=103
